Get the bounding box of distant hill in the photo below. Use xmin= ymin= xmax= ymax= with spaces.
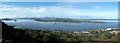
xmin=37 ymin=17 xmax=72 ymax=20
xmin=12 ymin=17 xmax=119 ymax=20
xmin=14 ymin=17 xmax=72 ymax=20
xmin=1 ymin=18 xmax=14 ymax=20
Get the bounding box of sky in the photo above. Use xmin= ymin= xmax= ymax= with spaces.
xmin=0 ymin=2 xmax=118 ymax=19
xmin=1 ymin=0 xmax=119 ymax=2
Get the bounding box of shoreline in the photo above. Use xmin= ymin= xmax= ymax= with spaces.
xmin=15 ymin=27 xmax=120 ymax=34
xmin=14 ymin=27 xmax=120 ymax=32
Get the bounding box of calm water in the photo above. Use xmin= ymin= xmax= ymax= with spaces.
xmin=2 ymin=19 xmax=119 ymax=31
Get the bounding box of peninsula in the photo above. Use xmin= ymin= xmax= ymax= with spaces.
xmin=35 ymin=19 xmax=105 ymax=23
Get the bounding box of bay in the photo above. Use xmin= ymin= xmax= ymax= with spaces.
xmin=2 ymin=19 xmax=119 ymax=32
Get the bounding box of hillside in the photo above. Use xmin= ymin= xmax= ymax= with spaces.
xmin=2 ymin=22 xmax=119 ymax=43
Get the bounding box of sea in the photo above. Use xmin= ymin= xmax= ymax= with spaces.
xmin=2 ymin=19 xmax=119 ymax=32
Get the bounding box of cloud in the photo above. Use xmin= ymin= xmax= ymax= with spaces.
xmin=0 ymin=4 xmax=118 ymax=19
xmin=32 ymin=7 xmax=47 ymax=12
xmin=0 ymin=5 xmax=47 ymax=18
xmin=45 ymin=6 xmax=117 ymax=19
xmin=1 ymin=0 xmax=119 ymax=2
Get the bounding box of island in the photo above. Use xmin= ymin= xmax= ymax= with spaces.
xmin=35 ymin=19 xmax=105 ymax=23
xmin=1 ymin=18 xmax=13 ymax=20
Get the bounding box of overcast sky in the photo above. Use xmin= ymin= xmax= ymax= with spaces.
xmin=0 ymin=2 xmax=118 ymax=19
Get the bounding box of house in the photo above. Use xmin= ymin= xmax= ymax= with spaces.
xmin=110 ymin=31 xmax=120 ymax=34
xmin=106 ymin=28 xmax=112 ymax=31
xmin=82 ymin=31 xmax=89 ymax=34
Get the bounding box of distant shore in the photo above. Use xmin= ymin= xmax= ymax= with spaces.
xmin=35 ymin=19 xmax=105 ymax=23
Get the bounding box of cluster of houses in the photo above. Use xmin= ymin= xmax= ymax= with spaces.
xmin=72 ymin=28 xmax=120 ymax=35
xmin=95 ymin=28 xmax=120 ymax=34
xmin=52 ymin=28 xmax=120 ymax=36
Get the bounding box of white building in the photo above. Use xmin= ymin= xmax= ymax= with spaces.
xmin=82 ymin=31 xmax=89 ymax=34
xmin=110 ymin=31 xmax=120 ymax=34
xmin=106 ymin=28 xmax=112 ymax=31
xmin=73 ymin=31 xmax=80 ymax=34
